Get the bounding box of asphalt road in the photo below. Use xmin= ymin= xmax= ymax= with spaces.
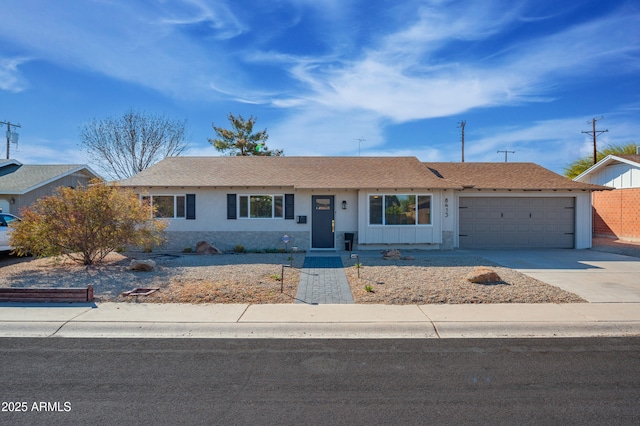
xmin=1 ymin=338 xmax=639 ymax=425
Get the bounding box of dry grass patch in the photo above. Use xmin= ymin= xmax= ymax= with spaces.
xmin=343 ymin=255 xmax=586 ymax=304
xmin=119 ymin=265 xmax=300 ymax=304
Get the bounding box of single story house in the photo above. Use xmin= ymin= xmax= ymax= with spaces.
xmin=574 ymin=152 xmax=640 ymax=242
xmin=0 ymin=159 xmax=101 ymax=215
xmin=117 ymin=156 xmax=606 ymax=252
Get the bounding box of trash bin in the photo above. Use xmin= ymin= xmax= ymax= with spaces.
xmin=344 ymin=233 xmax=354 ymax=251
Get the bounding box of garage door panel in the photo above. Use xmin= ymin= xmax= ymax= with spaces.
xmin=459 ymin=197 xmax=574 ymax=249
xmin=502 ymin=199 xmax=518 ymax=208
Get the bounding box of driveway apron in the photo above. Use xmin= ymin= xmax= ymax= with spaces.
xmin=471 ymin=249 xmax=640 ymax=303
xmin=295 ymin=256 xmax=354 ymax=304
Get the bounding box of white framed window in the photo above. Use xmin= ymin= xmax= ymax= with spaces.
xmin=369 ymin=194 xmax=431 ymax=225
xmin=239 ymin=195 xmax=284 ymax=219
xmin=142 ymin=195 xmax=186 ymax=219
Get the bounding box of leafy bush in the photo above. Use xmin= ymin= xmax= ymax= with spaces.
xmin=10 ymin=180 xmax=167 ymax=265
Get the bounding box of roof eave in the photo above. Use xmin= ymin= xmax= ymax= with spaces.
xmin=458 ymin=186 xmax=609 ymax=191
xmin=18 ymin=166 xmax=102 ymax=194
xmin=574 ymin=155 xmax=640 ymax=182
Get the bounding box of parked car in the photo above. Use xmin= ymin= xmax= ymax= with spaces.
xmin=0 ymin=213 xmax=20 ymax=252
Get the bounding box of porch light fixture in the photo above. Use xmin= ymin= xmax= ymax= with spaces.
xmin=10 ymin=197 xmax=15 ymax=204
xmin=342 ymin=200 xmax=347 ymax=210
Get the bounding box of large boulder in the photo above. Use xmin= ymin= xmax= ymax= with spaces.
xmin=195 ymin=241 xmax=223 ymax=255
xmin=129 ymin=259 xmax=156 ymax=272
xmin=467 ymin=266 xmax=502 ymax=284
xmin=381 ymin=249 xmax=402 ymax=260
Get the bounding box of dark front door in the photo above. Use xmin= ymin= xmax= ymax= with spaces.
xmin=312 ymin=196 xmax=335 ymax=249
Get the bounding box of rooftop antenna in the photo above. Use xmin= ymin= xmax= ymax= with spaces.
xmin=582 ymin=116 xmax=608 ymax=165
xmin=497 ymin=150 xmax=515 ymax=162
xmin=0 ymin=120 xmax=21 ymax=160
xmin=354 ymin=137 xmax=366 ymax=156
xmin=458 ymin=120 xmax=466 ymax=162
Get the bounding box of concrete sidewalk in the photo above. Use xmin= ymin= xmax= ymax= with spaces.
xmin=2 ymin=247 xmax=639 ymax=339
xmin=1 ymin=302 xmax=639 ymax=339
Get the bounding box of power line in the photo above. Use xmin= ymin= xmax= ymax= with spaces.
xmin=0 ymin=121 xmax=21 ymax=160
xmin=581 ymin=117 xmax=608 ymax=165
xmin=497 ymin=150 xmax=515 ymax=162
xmin=354 ymin=137 xmax=365 ymax=156
xmin=458 ymin=120 xmax=466 ymax=162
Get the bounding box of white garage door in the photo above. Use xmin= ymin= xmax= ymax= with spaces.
xmin=459 ymin=197 xmax=575 ymax=249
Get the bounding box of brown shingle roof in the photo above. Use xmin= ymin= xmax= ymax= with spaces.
xmin=424 ymin=162 xmax=608 ymax=191
xmin=118 ymin=156 xmax=462 ymax=190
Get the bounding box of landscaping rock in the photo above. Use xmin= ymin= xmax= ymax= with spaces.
xmin=195 ymin=241 xmax=223 ymax=255
xmin=381 ymin=249 xmax=402 ymax=259
xmin=467 ymin=266 xmax=502 ymax=284
xmin=129 ymin=259 xmax=156 ymax=272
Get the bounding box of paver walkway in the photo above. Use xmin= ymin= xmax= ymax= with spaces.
xmin=295 ymin=256 xmax=354 ymax=304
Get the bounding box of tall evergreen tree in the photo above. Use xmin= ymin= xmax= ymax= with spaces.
xmin=209 ymin=113 xmax=283 ymax=156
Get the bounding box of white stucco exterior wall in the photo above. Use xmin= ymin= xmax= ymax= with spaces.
xmin=356 ymin=189 xmax=443 ymax=247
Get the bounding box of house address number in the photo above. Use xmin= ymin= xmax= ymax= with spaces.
xmin=444 ymin=198 xmax=449 ymax=218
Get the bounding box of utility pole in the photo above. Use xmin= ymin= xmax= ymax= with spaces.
xmin=497 ymin=150 xmax=515 ymax=162
xmin=0 ymin=121 xmax=21 ymax=159
xmin=458 ymin=120 xmax=466 ymax=162
xmin=582 ymin=117 xmax=608 ymax=165
xmin=354 ymin=137 xmax=365 ymax=156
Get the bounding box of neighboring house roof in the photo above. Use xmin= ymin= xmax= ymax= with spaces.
xmin=118 ymin=156 xmax=463 ymax=190
xmin=425 ymin=162 xmax=609 ymax=191
xmin=0 ymin=159 xmax=21 ymax=168
xmin=574 ymin=154 xmax=640 ymax=183
xmin=0 ymin=161 xmax=101 ymax=194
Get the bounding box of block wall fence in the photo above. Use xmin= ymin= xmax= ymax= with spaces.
xmin=592 ymin=188 xmax=640 ymax=242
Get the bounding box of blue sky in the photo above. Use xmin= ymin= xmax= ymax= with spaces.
xmin=1 ymin=0 xmax=639 ymax=177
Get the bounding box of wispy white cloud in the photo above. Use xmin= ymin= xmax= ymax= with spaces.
xmin=2 ymin=0 xmax=639 ymax=171
xmin=252 ymin=1 xmax=639 ymax=162
xmin=0 ymin=57 xmax=29 ymax=92
xmin=268 ymin=108 xmax=385 ymax=156
xmin=458 ymin=112 xmax=640 ymax=172
xmin=156 ymin=0 xmax=246 ymax=40
xmin=275 ymin=6 xmax=639 ymax=123
xmin=12 ymin=138 xmax=89 ymax=165
xmin=0 ymin=1 xmax=247 ymax=99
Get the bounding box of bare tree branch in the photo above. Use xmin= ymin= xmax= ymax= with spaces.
xmin=79 ymin=109 xmax=188 ymax=179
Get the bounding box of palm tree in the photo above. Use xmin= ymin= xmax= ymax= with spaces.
xmin=564 ymin=142 xmax=638 ymax=179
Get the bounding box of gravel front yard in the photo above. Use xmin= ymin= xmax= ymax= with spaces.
xmin=0 ymin=250 xmax=586 ymax=304
xmin=342 ymin=253 xmax=585 ymax=304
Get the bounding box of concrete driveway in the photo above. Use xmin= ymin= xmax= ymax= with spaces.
xmin=467 ymin=249 xmax=640 ymax=303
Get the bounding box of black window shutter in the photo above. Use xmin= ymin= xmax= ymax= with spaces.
xmin=227 ymin=194 xmax=237 ymax=219
xmin=186 ymin=194 xmax=196 ymax=220
xmin=284 ymin=194 xmax=294 ymax=220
